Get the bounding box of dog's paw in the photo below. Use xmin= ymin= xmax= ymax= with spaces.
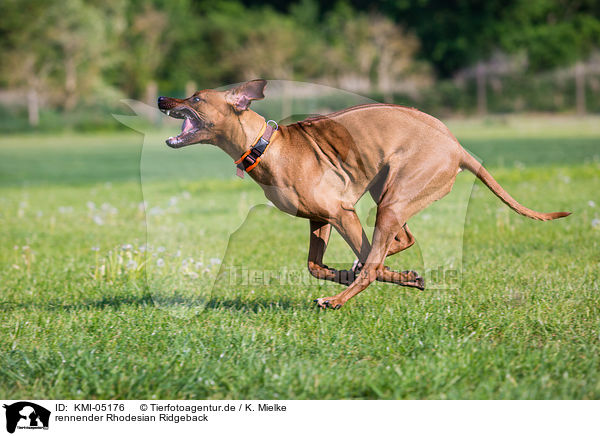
xmin=402 ymin=270 xmax=425 ymax=290
xmin=313 ymin=297 xmax=343 ymax=309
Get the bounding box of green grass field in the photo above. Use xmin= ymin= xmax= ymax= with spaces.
xmin=1 ymin=116 xmax=599 ymax=399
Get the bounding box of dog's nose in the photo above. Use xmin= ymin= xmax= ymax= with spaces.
xmin=157 ymin=96 xmax=170 ymax=109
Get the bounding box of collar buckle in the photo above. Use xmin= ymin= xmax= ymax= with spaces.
xmin=235 ymin=120 xmax=278 ymax=178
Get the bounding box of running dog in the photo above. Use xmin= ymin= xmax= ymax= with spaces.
xmin=158 ymin=80 xmax=570 ymax=309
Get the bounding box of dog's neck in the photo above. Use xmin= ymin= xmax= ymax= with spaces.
xmin=216 ymin=109 xmax=267 ymax=161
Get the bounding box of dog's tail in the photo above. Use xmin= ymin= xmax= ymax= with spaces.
xmin=460 ymin=150 xmax=571 ymax=221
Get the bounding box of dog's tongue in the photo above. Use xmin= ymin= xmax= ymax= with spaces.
xmin=181 ymin=118 xmax=193 ymax=134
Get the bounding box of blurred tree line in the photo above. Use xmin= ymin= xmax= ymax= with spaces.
xmin=0 ymin=0 xmax=599 ymax=131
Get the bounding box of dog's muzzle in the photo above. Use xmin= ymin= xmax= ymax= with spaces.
xmin=158 ymin=97 xmax=204 ymax=147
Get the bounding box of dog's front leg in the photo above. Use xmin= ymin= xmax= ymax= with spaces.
xmin=307 ymin=220 xmax=355 ymax=285
xmin=315 ymin=208 xmax=400 ymax=309
xmin=312 ymin=209 xmax=372 ymax=306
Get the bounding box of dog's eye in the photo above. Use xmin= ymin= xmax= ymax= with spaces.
xmin=192 ymin=97 xmax=201 ymax=103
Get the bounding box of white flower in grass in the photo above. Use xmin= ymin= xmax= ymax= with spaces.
xmin=559 ymin=175 xmax=571 ymax=184
xmin=592 ymin=218 xmax=600 ymax=229
xmin=91 ymin=246 xmax=100 ymax=252
xmin=36 ymin=210 xmax=43 ymax=218
xmin=127 ymin=260 xmax=138 ymax=270
xmin=210 ymin=258 xmax=221 ymax=266
xmin=121 ymin=244 xmax=133 ymax=251
xmin=156 ymin=258 xmax=165 ymax=267
xmin=157 ymin=246 xmax=166 ymax=253
xmin=182 ymin=259 xmax=188 ymax=268
xmin=175 ymin=250 xmax=181 ymax=257
xmin=87 ymin=201 xmax=96 ymax=210
xmin=169 ymin=197 xmax=178 ymax=207
xmin=589 ymin=200 xmax=596 ymax=208
xmin=101 ymin=203 xmax=118 ymax=215
xmin=182 ymin=191 xmax=191 ymax=200
xmin=148 ymin=206 xmax=163 ymax=216
xmin=139 ymin=245 xmax=146 ymax=253
xmin=195 ymin=261 xmax=204 ymax=270
xmin=92 ymin=215 xmax=104 ymax=226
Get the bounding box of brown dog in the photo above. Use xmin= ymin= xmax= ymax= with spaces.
xmin=157 ymin=79 xmax=570 ymax=309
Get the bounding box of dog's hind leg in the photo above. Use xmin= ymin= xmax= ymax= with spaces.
xmin=350 ymin=223 xmax=423 ymax=288
xmin=387 ymin=224 xmax=415 ymax=256
xmin=369 ymin=186 xmax=415 ymax=257
xmin=378 ymin=223 xmax=424 ymax=289
xmin=367 ymin=184 xmax=421 ymax=285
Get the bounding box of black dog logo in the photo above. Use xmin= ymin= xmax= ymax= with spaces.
xmin=3 ymin=402 xmax=50 ymax=433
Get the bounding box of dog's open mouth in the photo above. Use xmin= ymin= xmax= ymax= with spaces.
xmin=160 ymin=107 xmax=203 ymax=147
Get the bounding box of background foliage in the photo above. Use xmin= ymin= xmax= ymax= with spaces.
xmin=1 ymin=0 xmax=600 ymax=132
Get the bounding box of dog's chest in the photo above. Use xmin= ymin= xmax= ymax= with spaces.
xmin=259 ymin=183 xmax=303 ymax=216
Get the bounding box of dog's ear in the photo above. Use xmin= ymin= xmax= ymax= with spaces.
xmin=225 ymin=79 xmax=267 ymax=111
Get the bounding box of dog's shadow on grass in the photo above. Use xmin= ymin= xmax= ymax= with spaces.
xmin=0 ymin=294 xmax=156 ymax=313
xmin=203 ymin=296 xmax=299 ymax=312
xmin=0 ymin=294 xmax=301 ymax=314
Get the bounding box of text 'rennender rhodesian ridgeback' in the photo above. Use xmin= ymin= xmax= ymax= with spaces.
xmin=158 ymin=79 xmax=570 ymax=309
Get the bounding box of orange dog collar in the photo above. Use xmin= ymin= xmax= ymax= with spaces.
xmin=235 ymin=120 xmax=278 ymax=178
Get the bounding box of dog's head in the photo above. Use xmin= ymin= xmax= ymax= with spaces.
xmin=158 ymin=79 xmax=267 ymax=148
